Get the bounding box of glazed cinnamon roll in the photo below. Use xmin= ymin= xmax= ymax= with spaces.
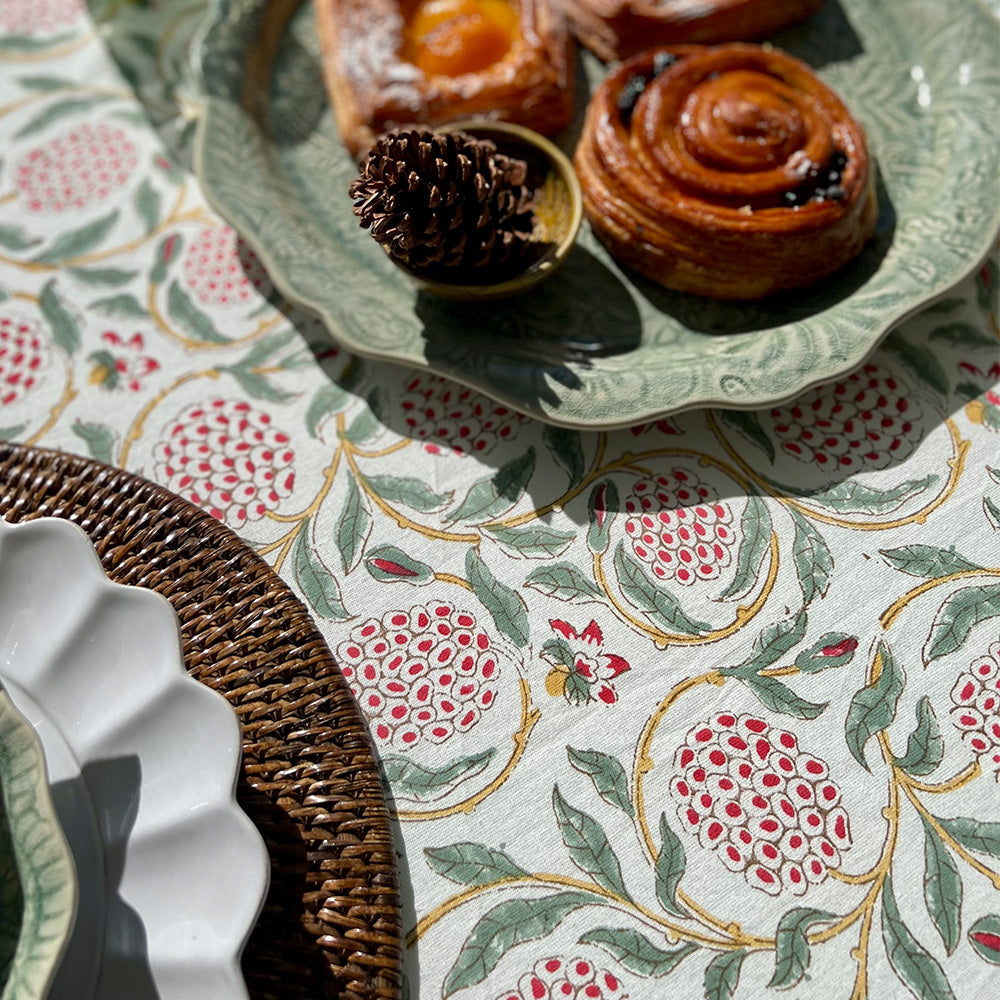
xmin=316 ymin=0 xmax=575 ymax=158
xmin=574 ymin=44 xmax=877 ymax=299
xmin=553 ymin=0 xmax=825 ymax=63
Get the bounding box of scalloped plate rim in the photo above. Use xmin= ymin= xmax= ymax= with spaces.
xmin=0 ymin=515 xmax=270 ymax=1000
xmin=190 ymin=0 xmax=1000 ymax=429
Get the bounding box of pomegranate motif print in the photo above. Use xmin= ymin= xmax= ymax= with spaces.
xmin=0 ymin=314 xmax=50 ymax=407
xmin=624 ymin=469 xmax=736 ymax=586
xmin=336 ymin=602 xmax=506 ymax=751
xmin=15 ymin=123 xmax=138 ymax=213
xmin=0 ymin=0 xmax=85 ymax=35
xmin=542 ymin=619 xmax=631 ymax=706
xmin=950 ymin=641 xmax=1000 ymax=777
xmin=493 ymin=956 xmax=627 ymax=1000
xmin=88 ymin=331 xmax=159 ymax=392
xmin=398 ymin=373 xmax=528 ymax=456
xmin=669 ymin=713 xmax=853 ymax=896
xmin=152 ymin=398 xmax=295 ymax=529
xmin=181 ymin=226 xmax=271 ymax=307
xmin=769 ymin=363 xmax=923 ymax=472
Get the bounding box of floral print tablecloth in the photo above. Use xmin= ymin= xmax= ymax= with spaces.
xmin=2 ymin=3 xmax=1000 ymax=999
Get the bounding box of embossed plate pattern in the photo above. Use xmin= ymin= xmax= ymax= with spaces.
xmin=193 ymin=0 xmax=1000 ymax=428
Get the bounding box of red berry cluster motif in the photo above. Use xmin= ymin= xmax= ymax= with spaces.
xmin=152 ymin=399 xmax=295 ymax=529
xmin=669 ymin=714 xmax=852 ymax=896
xmin=336 ymin=603 xmax=505 ymax=751
xmin=0 ymin=0 xmax=84 ymax=36
xmin=16 ymin=123 xmax=138 ymax=213
xmin=0 ymin=314 xmax=49 ymax=407
xmin=398 ymin=374 xmax=528 ymax=456
xmin=624 ymin=469 xmax=736 ymax=586
xmin=493 ymin=956 xmax=626 ymax=1000
xmin=181 ymin=226 xmax=271 ymax=308
xmin=950 ymin=641 xmax=1000 ymax=777
xmin=769 ymin=363 xmax=923 ymax=472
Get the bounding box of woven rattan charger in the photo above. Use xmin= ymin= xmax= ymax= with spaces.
xmin=0 ymin=441 xmax=402 ymax=1000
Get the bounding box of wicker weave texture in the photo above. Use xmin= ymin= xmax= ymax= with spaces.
xmin=0 ymin=442 xmax=402 ymax=1000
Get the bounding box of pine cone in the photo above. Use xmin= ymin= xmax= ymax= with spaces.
xmin=350 ymin=129 xmax=539 ymax=280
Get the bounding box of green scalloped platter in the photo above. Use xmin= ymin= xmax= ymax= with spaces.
xmin=194 ymin=0 xmax=1000 ymax=428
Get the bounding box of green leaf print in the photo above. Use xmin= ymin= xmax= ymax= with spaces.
xmin=0 ymin=225 xmax=41 ymax=251
xmin=654 ymin=813 xmax=687 ymax=918
xmin=543 ymin=424 xmax=585 ymax=488
xmin=364 ymin=473 xmax=454 ymax=513
xmin=796 ymin=476 xmax=937 ymax=517
xmin=446 ymin=447 xmax=536 ymax=525
xmin=879 ymin=544 xmax=983 ymax=579
xmin=613 ymin=544 xmax=711 ymax=636
xmin=985 ymin=496 xmax=1000 ymax=533
xmin=382 ymin=750 xmax=495 ymax=804
xmin=923 ymin=584 xmax=1000 ymax=664
xmin=768 ymin=907 xmax=836 ymax=989
xmin=920 ymin=815 xmax=962 ymax=955
xmin=291 ymin=522 xmax=349 ymax=621
xmin=734 ymin=609 xmax=808 ymax=675
xmin=87 ymin=292 xmax=149 ymax=319
xmin=305 ymin=384 xmax=347 ymax=437
xmin=718 ymin=495 xmax=771 ymax=602
xmin=33 ymin=210 xmax=119 ymax=264
xmin=67 ymin=265 xmax=137 ymax=286
xmin=336 ymin=475 xmax=371 ymax=573
xmin=788 ymin=507 xmax=832 ymax=604
xmin=740 ymin=675 xmax=828 ymax=720
xmin=566 ymin=747 xmax=634 ymax=818
xmin=845 ymin=640 xmax=905 ymax=770
xmin=579 ymin=927 xmax=698 ymax=977
xmin=933 ymin=816 xmax=1000 ymax=859
xmin=881 ymin=872 xmax=956 ymax=1000
xmin=133 ymin=178 xmax=161 ymax=234
xmin=484 ymin=523 xmax=576 ymax=559
xmin=443 ymin=892 xmax=599 ymax=996
xmin=424 ymin=840 xmax=528 ymax=886
xmin=703 ymin=949 xmax=746 ymax=1000
xmin=793 ymin=633 xmax=859 ymax=673
xmin=893 ymin=697 xmax=944 ymax=776
xmin=15 ymin=95 xmax=113 ymax=139
xmin=552 ymin=785 xmax=632 ymax=901
xmin=166 ymin=281 xmax=229 ymax=344
xmin=466 ymin=548 xmax=529 ymax=647
xmin=718 ymin=409 xmax=776 ymax=463
xmin=38 ymin=280 xmax=80 ymax=354
xmin=524 ymin=563 xmax=604 ymax=604
xmin=883 ymin=329 xmax=950 ymax=396
xmin=71 ymin=420 xmax=115 ymax=465
xmin=928 ymin=322 xmax=999 ymax=350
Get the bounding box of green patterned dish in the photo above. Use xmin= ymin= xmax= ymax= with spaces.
xmin=193 ymin=0 xmax=1000 ymax=428
xmin=0 ymin=684 xmax=76 ymax=1000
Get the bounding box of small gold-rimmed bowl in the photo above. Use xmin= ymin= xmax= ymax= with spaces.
xmin=386 ymin=119 xmax=582 ymax=300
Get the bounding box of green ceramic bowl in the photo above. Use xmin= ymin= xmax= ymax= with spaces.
xmin=0 ymin=684 xmax=76 ymax=1000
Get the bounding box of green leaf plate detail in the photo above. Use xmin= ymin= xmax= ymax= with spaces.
xmin=193 ymin=0 xmax=999 ymax=428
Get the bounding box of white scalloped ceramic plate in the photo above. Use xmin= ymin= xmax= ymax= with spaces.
xmin=0 ymin=517 xmax=269 ymax=1000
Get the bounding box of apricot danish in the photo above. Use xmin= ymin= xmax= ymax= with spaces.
xmin=316 ymin=0 xmax=574 ymax=158
xmin=553 ymin=0 xmax=825 ymax=63
xmin=574 ymin=43 xmax=877 ymax=299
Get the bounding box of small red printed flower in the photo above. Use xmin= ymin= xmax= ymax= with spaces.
xmin=397 ymin=373 xmax=528 ymax=456
xmin=15 ymin=123 xmax=138 ymax=213
xmin=624 ymin=468 xmax=736 ymax=586
xmin=541 ymin=619 xmax=631 ymax=706
xmin=181 ymin=226 xmax=271 ymax=307
xmin=152 ymin=398 xmax=295 ymax=529
xmin=336 ymin=602 xmax=507 ymax=751
xmin=769 ymin=363 xmax=924 ymax=472
xmin=88 ymin=331 xmax=159 ymax=392
xmin=493 ymin=956 xmax=627 ymax=1000
xmin=0 ymin=0 xmax=86 ymax=36
xmin=950 ymin=640 xmax=1000 ymax=777
xmin=0 ymin=313 xmax=50 ymax=407
xmin=627 ymin=416 xmax=683 ymax=437
xmin=960 ymin=360 xmax=1000 ymax=433
xmin=669 ymin=713 xmax=853 ymax=896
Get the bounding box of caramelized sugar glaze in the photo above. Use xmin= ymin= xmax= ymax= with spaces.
xmin=574 ymin=44 xmax=877 ymax=299
xmin=316 ymin=0 xmax=574 ymax=158
xmin=552 ymin=0 xmax=825 ymax=62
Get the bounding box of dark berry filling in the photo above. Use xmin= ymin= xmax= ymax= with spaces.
xmin=616 ymin=52 xmax=678 ymax=125
xmin=784 ymin=149 xmax=849 ymax=207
